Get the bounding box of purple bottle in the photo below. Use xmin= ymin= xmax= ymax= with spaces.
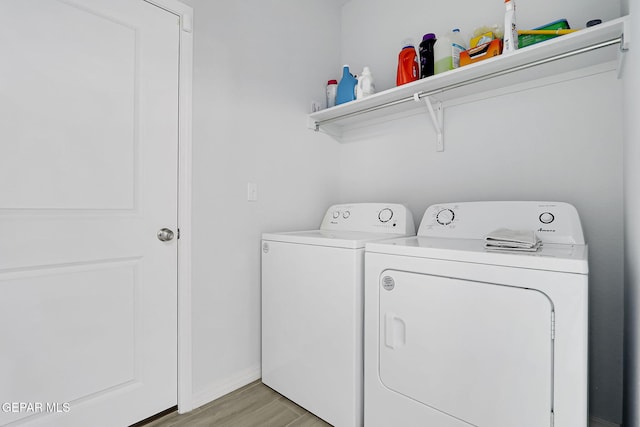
xmin=419 ymin=33 xmax=437 ymax=78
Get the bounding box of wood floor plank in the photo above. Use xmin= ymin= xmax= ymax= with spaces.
xmin=177 ymin=383 xmax=281 ymax=426
xmin=275 ymin=396 xmax=307 ymax=416
xmin=143 ymin=382 xmax=316 ymax=427
xmin=145 ymin=382 xmax=281 ymax=427
xmin=216 ymin=399 xmax=300 ymax=427
xmin=141 ymin=411 xmax=181 ymax=427
xmin=285 ymin=412 xmax=332 ymax=427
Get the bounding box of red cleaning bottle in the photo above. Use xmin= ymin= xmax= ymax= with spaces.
xmin=396 ymin=39 xmax=419 ymax=86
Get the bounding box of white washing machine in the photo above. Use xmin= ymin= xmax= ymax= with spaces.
xmin=262 ymin=203 xmax=415 ymax=427
xmin=364 ymin=201 xmax=588 ymax=427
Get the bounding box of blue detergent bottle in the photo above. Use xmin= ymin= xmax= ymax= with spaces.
xmin=336 ymin=65 xmax=357 ymax=105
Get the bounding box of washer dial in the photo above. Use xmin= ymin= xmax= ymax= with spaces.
xmin=436 ymin=208 xmax=455 ymax=226
xmin=378 ymin=208 xmax=394 ymax=223
xmin=539 ymin=212 xmax=555 ymax=224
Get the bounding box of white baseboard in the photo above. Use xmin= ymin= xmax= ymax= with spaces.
xmin=590 ymin=415 xmax=620 ymax=427
xmin=186 ymin=364 xmax=262 ymax=413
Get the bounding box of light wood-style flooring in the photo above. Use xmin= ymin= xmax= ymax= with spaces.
xmin=142 ymin=380 xmax=332 ymax=427
xmin=141 ymin=381 xmax=618 ymax=427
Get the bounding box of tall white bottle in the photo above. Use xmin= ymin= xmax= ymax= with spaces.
xmin=503 ymin=0 xmax=518 ymax=54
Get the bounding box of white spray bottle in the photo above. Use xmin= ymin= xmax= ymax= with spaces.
xmin=503 ymin=0 xmax=518 ymax=54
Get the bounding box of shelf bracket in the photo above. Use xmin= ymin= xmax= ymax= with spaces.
xmin=622 ymin=17 xmax=631 ymax=52
xmin=414 ymin=93 xmax=444 ymax=152
xmin=307 ymin=116 xmax=320 ymax=132
xmin=617 ymin=21 xmax=630 ymax=79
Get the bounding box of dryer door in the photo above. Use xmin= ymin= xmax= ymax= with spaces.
xmin=379 ymin=270 xmax=553 ymax=427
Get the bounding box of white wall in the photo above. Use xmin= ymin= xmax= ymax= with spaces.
xmin=623 ymin=0 xmax=639 ymax=425
xmin=180 ymin=0 xmax=628 ymax=422
xmin=181 ymin=0 xmax=342 ymax=406
xmin=337 ymin=0 xmax=624 ymax=423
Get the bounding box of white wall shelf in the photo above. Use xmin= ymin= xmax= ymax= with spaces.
xmin=308 ymin=15 xmax=629 ymax=150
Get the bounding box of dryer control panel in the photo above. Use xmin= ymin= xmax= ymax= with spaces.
xmin=418 ymin=201 xmax=584 ymax=244
xmin=320 ymin=203 xmax=415 ymax=235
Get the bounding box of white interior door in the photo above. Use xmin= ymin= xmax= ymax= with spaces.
xmin=379 ymin=270 xmax=554 ymax=427
xmin=0 ymin=1 xmax=179 ymax=425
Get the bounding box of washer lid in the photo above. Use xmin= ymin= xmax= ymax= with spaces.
xmin=366 ymin=236 xmax=588 ymax=274
xmin=262 ymin=230 xmax=408 ymax=249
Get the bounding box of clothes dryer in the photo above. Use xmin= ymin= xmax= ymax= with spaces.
xmin=364 ymin=201 xmax=588 ymax=427
xmin=262 ymin=203 xmax=415 ymax=427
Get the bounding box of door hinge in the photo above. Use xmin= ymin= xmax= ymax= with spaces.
xmin=551 ymin=311 xmax=556 ymax=340
xmin=181 ymin=14 xmax=193 ymax=33
xmin=177 ymin=228 xmax=181 ymax=239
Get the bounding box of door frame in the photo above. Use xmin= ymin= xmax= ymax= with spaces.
xmin=143 ymin=0 xmax=194 ymax=414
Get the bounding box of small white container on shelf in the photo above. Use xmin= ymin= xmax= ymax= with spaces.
xmin=326 ymin=79 xmax=337 ymax=108
xmin=356 ymin=66 xmax=375 ymax=100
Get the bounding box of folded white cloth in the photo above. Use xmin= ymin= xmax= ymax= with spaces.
xmin=484 ymin=228 xmax=542 ymax=252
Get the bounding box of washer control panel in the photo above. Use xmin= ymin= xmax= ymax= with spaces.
xmin=320 ymin=203 xmax=415 ymax=235
xmin=418 ymin=201 xmax=584 ymax=244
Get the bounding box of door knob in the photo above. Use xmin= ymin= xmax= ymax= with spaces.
xmin=157 ymin=228 xmax=175 ymax=242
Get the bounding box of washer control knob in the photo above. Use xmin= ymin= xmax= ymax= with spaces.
xmin=436 ymin=208 xmax=455 ymax=226
xmin=539 ymin=212 xmax=555 ymax=224
xmin=343 ymin=210 xmax=351 ymax=219
xmin=332 ymin=211 xmax=340 ymax=219
xmin=378 ymin=208 xmax=394 ymax=223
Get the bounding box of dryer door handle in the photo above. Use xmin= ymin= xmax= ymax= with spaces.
xmin=385 ymin=312 xmax=406 ymax=349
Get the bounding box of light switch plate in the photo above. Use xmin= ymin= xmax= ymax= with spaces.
xmin=247 ymin=182 xmax=258 ymax=202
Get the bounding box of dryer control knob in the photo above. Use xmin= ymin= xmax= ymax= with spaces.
xmin=436 ymin=208 xmax=455 ymax=225
xmin=332 ymin=211 xmax=340 ymax=219
xmin=343 ymin=210 xmax=351 ymax=219
xmin=539 ymin=212 xmax=555 ymax=224
xmin=378 ymin=208 xmax=394 ymax=223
